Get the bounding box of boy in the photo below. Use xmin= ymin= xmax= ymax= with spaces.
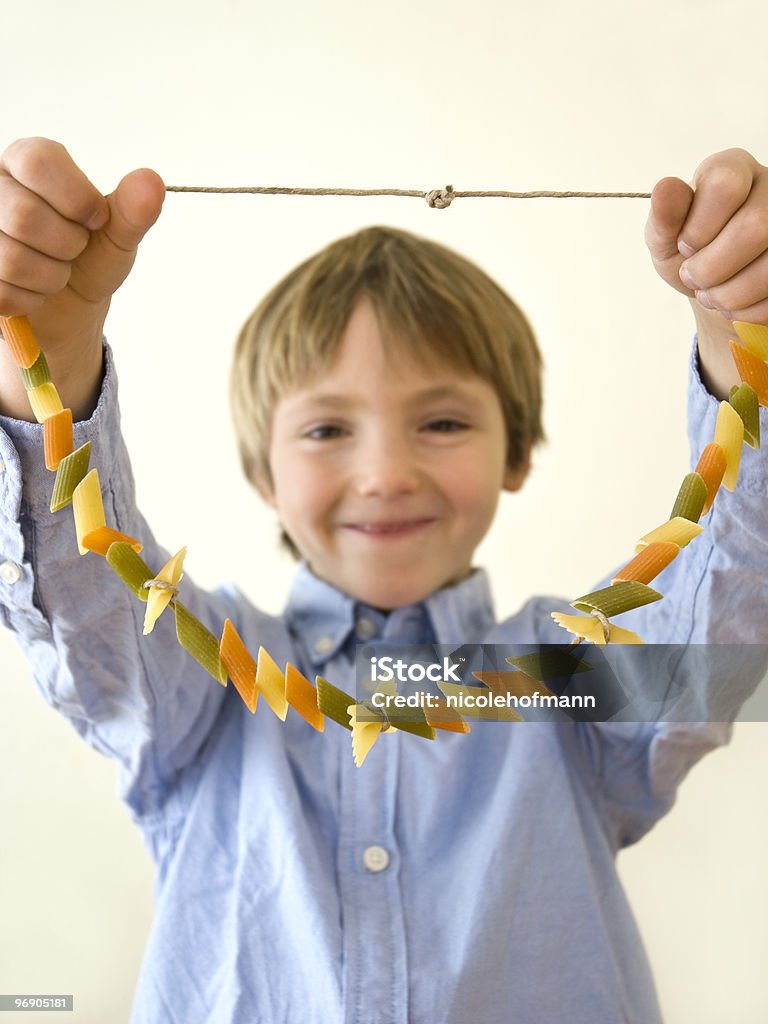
xmin=0 ymin=137 xmax=767 ymax=1023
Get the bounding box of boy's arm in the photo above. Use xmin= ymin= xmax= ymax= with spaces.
xmin=0 ymin=340 xmax=234 ymax=826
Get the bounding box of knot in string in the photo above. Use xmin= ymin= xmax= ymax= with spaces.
xmin=143 ymin=578 xmax=180 ymax=598
xmin=425 ymin=185 xmax=455 ymax=209
xmin=359 ymin=699 xmax=393 ymax=731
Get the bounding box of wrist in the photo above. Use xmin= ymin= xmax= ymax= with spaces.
xmin=690 ymin=300 xmax=740 ymax=400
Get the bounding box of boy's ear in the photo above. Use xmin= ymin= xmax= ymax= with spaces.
xmin=502 ymin=446 xmax=531 ymax=493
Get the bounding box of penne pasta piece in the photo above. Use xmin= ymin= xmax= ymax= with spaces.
xmin=550 ymin=612 xmax=645 ymax=646
xmin=27 ymin=382 xmax=64 ymax=423
xmin=72 ymin=469 xmax=105 ymax=555
xmin=422 ymin=696 xmax=470 ymax=733
xmin=143 ymin=547 xmax=187 ymax=635
xmin=81 ymin=526 xmax=142 ymax=557
xmin=285 ymin=663 xmax=324 ymax=731
xmin=669 ymin=471 xmax=708 ymax=523
xmin=472 ymin=669 xmax=555 ymax=700
xmin=728 ymin=340 xmax=768 ymax=405
xmin=571 ymin=581 xmax=662 ymax=617
xmin=611 ymin=540 xmax=679 ymax=585
xmin=19 ymin=349 xmax=51 ymax=390
xmin=220 ymin=619 xmax=259 ymax=712
xmin=437 ymin=682 xmax=523 ymax=721
xmin=174 ymin=600 xmax=227 ymax=685
xmin=713 ymin=400 xmax=744 ymax=490
xmin=635 ymin=516 xmax=703 ymax=552
xmin=316 ymin=675 xmax=356 ymax=730
xmin=256 ymin=646 xmax=289 ymax=720
xmin=729 ymin=383 xmax=760 ymax=448
xmin=43 ymin=408 xmax=74 ymax=471
xmin=733 ymin=321 xmax=768 ymax=361
xmin=694 ymin=442 xmax=728 ymax=514
xmin=506 ymin=649 xmax=592 ymax=678
xmin=0 ymin=314 xmax=41 ymax=369
xmin=50 ymin=442 xmax=92 ymax=512
xmin=105 ymin=542 xmax=153 ymax=601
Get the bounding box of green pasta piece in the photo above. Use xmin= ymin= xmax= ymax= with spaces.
xmin=669 ymin=471 xmax=708 ymax=523
xmin=316 ymin=675 xmax=355 ymax=730
xmin=50 ymin=441 xmax=92 ymax=512
xmin=20 ymin=350 xmax=51 ymax=390
xmin=729 ymin=383 xmax=760 ymax=448
xmin=105 ymin=542 xmax=152 ymax=601
xmin=506 ymin=649 xmax=592 ymax=679
xmin=571 ymin=581 xmax=662 ymax=617
xmin=380 ymin=702 xmax=435 ymax=740
xmin=174 ymin=600 xmax=227 ymax=685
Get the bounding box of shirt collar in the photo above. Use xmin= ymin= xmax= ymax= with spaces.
xmin=283 ymin=560 xmax=497 ymax=667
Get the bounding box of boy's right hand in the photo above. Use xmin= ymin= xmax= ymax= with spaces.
xmin=0 ymin=137 xmax=165 ymax=421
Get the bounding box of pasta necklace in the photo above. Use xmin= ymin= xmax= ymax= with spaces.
xmin=1 ymin=307 xmax=766 ymax=767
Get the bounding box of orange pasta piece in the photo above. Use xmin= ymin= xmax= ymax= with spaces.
xmin=729 ymin=340 xmax=768 ymax=405
xmin=43 ymin=408 xmax=74 ymax=470
xmin=611 ymin=540 xmax=679 ymax=585
xmin=285 ymin=663 xmax=325 ymax=731
xmin=422 ymin=696 xmax=471 ymax=733
xmin=0 ymin=315 xmax=41 ymax=369
xmin=81 ymin=526 xmax=143 ymax=557
xmin=694 ymin=442 xmax=727 ymax=514
xmin=219 ymin=618 xmax=259 ymax=713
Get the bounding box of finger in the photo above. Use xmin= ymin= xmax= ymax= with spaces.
xmin=0 ymin=231 xmax=71 ymax=295
xmin=678 ymin=175 xmax=768 ymax=291
xmin=644 ymin=176 xmax=695 ymax=294
xmin=67 ymin=168 xmax=165 ymax=303
xmin=677 ymin=148 xmax=757 ymax=257
xmin=0 ymin=137 xmax=108 ymax=231
xmin=690 ymin=247 xmax=768 ymax=320
xmin=0 ymin=175 xmax=91 ymax=261
xmin=0 ymin=278 xmax=48 ymax=318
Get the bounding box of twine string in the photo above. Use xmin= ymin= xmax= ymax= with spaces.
xmin=165 ymin=183 xmax=652 ymax=208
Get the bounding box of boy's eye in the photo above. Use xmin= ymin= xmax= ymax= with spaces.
xmin=304 ymin=424 xmax=346 ymax=440
xmin=423 ymin=419 xmax=469 ymax=433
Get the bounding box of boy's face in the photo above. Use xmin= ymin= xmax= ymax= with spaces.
xmin=262 ymin=297 xmax=528 ymax=610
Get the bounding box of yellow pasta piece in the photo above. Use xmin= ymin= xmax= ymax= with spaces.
xmin=72 ymin=469 xmax=105 ymax=555
xmin=472 ymin=670 xmax=555 ymax=700
xmin=27 ymin=382 xmax=64 ymax=423
xmin=143 ymin=547 xmax=187 ymax=635
xmin=733 ymin=321 xmax=768 ymax=361
xmin=550 ymin=612 xmax=645 ymax=645
xmin=347 ymin=702 xmax=390 ymax=767
xmin=635 ymin=516 xmax=703 ymax=553
xmin=713 ymin=399 xmax=744 ymax=490
xmin=256 ymin=646 xmax=289 ymax=720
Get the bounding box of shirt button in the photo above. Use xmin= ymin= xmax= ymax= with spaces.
xmin=314 ymin=635 xmax=333 ymax=656
xmin=362 ymin=844 xmax=390 ymax=872
xmin=0 ymin=560 xmax=22 ymax=584
xmin=355 ymin=616 xmax=378 ymax=640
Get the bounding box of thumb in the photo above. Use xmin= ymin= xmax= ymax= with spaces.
xmin=68 ymin=167 xmax=166 ymax=303
xmin=644 ymin=176 xmax=695 ymax=296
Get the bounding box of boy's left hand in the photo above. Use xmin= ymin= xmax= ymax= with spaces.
xmin=645 ymin=147 xmax=768 ymax=399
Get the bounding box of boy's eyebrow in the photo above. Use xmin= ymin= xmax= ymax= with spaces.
xmin=289 ymin=384 xmax=486 ymax=409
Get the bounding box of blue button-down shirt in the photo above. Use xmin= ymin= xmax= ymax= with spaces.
xmin=2 ymin=341 xmax=767 ymax=1023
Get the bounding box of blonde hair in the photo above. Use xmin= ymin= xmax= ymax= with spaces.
xmin=230 ymin=225 xmax=545 ymax=557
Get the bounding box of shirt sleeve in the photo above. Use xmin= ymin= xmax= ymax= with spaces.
xmin=0 ymin=341 xmax=236 ymax=830
xmin=554 ymin=336 xmax=768 ymax=846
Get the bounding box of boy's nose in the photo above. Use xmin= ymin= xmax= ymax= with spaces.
xmin=354 ymin=439 xmax=420 ymax=498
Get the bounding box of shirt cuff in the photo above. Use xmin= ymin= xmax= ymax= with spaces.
xmin=0 ymin=339 xmax=132 ymax=518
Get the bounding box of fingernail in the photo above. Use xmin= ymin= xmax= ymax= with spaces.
xmin=679 ymin=266 xmax=696 ymax=289
xmin=678 ymin=239 xmax=696 ymax=258
xmin=696 ymin=290 xmax=715 ymax=310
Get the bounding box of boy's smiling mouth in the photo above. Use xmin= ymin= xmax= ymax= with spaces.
xmin=342 ymin=518 xmax=436 ymax=537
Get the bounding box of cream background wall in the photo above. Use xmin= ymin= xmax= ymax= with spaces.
xmin=1 ymin=0 xmax=767 ymax=1020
